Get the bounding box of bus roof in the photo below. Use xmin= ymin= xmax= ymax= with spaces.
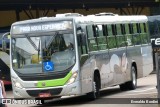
xmin=11 ymin=16 xmax=74 ymax=26
xmin=11 ymin=14 xmax=148 ymax=26
xmin=75 ymin=15 xmax=148 ymax=24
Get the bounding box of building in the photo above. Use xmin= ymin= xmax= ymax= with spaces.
xmin=0 ymin=0 xmax=160 ymax=28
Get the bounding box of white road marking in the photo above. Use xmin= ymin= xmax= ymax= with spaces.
xmin=114 ymin=92 xmax=157 ymax=97
xmin=127 ymin=87 xmax=156 ymax=93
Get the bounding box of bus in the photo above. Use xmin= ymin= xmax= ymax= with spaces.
xmin=10 ymin=13 xmax=153 ymax=100
xmin=148 ymin=15 xmax=160 ymax=71
xmin=0 ymin=31 xmax=11 ymax=85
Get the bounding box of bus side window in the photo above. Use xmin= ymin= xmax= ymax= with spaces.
xmin=133 ymin=23 xmax=141 ymax=45
xmin=121 ymin=24 xmax=126 ymax=35
xmin=125 ymin=24 xmax=133 ymax=46
xmin=133 ymin=23 xmax=138 ymax=34
xmin=136 ymin=23 xmax=141 ymax=33
xmin=77 ymin=26 xmax=88 ymax=55
xmin=102 ymin=25 xmax=108 ymax=36
xmin=143 ymin=23 xmax=147 ymax=33
xmin=140 ymin=23 xmax=148 ymax=44
xmin=86 ymin=25 xmax=98 ymax=51
xmin=116 ymin=24 xmax=126 ymax=47
xmin=129 ymin=24 xmax=134 ymax=34
xmin=112 ymin=24 xmax=117 ymax=35
xmin=97 ymin=25 xmax=108 ymax=50
xmin=107 ymin=24 xmax=117 ymax=49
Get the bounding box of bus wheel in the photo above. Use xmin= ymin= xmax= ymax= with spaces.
xmin=126 ymin=66 xmax=137 ymax=90
xmin=119 ymin=83 xmax=128 ymax=91
xmin=87 ymin=75 xmax=100 ymax=100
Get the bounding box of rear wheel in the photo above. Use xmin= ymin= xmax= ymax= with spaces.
xmin=126 ymin=66 xmax=137 ymax=90
xmin=87 ymin=75 xmax=100 ymax=100
xmin=119 ymin=66 xmax=137 ymax=90
xmin=119 ymin=83 xmax=128 ymax=91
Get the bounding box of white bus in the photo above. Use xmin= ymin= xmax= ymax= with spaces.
xmin=10 ymin=13 xmax=153 ymax=101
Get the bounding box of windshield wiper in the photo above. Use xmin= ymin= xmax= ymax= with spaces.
xmin=46 ymin=31 xmax=59 ymax=49
xmin=44 ymin=31 xmax=59 ymax=50
xmin=24 ymin=34 xmax=39 ymax=51
xmin=38 ymin=39 xmax=40 ymax=61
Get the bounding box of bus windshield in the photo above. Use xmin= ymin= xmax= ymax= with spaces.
xmin=11 ymin=31 xmax=75 ymax=74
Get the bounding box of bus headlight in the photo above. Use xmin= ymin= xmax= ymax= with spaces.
xmin=67 ymin=72 xmax=78 ymax=85
xmin=12 ymin=79 xmax=23 ymax=89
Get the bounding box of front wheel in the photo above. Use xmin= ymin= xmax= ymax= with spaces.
xmin=87 ymin=75 xmax=100 ymax=100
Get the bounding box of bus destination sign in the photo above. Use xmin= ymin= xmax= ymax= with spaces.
xmin=12 ymin=21 xmax=73 ymax=34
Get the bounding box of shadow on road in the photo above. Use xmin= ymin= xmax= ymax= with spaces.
xmin=28 ymin=84 xmax=155 ymax=107
xmin=29 ymin=87 xmax=122 ymax=107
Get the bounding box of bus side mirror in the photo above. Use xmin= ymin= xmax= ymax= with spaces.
xmin=2 ymin=32 xmax=10 ymax=52
xmin=2 ymin=39 xmax=6 ymax=52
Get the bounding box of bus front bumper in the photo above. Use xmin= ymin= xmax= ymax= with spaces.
xmin=12 ymin=80 xmax=81 ymax=98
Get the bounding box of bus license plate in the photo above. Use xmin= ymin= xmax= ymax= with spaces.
xmin=39 ymin=93 xmax=51 ymax=98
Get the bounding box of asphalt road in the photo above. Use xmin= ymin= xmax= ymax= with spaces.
xmin=5 ymin=74 xmax=158 ymax=107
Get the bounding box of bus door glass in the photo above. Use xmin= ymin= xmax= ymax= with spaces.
xmin=77 ymin=25 xmax=92 ymax=93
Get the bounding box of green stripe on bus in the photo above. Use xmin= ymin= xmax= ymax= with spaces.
xmin=37 ymin=71 xmax=72 ymax=88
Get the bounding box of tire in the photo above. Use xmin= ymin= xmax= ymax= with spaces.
xmin=87 ymin=75 xmax=100 ymax=100
xmin=119 ymin=83 xmax=128 ymax=91
xmin=119 ymin=66 xmax=137 ymax=91
xmin=126 ymin=66 xmax=137 ymax=90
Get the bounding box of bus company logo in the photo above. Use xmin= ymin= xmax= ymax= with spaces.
xmin=41 ymin=82 xmax=46 ymax=86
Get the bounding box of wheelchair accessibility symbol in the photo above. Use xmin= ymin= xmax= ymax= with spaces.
xmin=43 ymin=61 xmax=54 ymax=72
